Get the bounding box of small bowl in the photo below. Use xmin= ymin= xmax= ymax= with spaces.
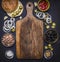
xmin=5 ymin=50 xmax=14 ymax=59
xmin=38 ymin=0 xmax=50 ymax=12
xmin=1 ymin=33 xmax=15 ymax=47
xmin=44 ymin=50 xmax=53 ymax=59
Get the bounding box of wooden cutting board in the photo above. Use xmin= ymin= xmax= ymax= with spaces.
xmin=16 ymin=2 xmax=43 ymax=59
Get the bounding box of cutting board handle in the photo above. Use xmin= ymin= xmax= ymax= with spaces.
xmin=26 ymin=2 xmax=33 ymax=16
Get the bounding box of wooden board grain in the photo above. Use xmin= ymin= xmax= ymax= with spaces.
xmin=16 ymin=2 xmax=43 ymax=59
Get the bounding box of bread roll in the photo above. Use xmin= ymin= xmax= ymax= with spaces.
xmin=2 ymin=0 xmax=18 ymax=13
